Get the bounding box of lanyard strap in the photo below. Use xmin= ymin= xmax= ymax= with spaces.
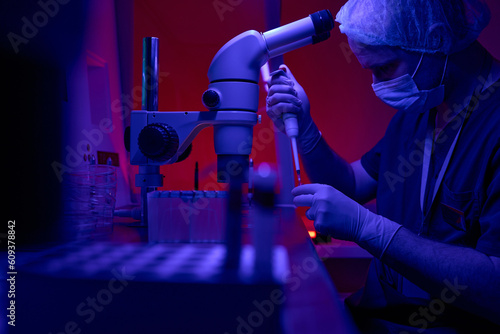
xmin=419 ymin=51 xmax=492 ymax=215
xmin=420 ymin=117 xmax=464 ymax=214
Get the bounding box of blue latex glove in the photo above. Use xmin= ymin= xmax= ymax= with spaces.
xmin=266 ymin=64 xmax=322 ymax=154
xmin=292 ymin=184 xmax=402 ymax=258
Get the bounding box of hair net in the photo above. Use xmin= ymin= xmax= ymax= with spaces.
xmin=335 ymin=0 xmax=491 ymax=54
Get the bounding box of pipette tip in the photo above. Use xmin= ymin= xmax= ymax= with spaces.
xmin=297 ymin=169 xmax=302 ymax=186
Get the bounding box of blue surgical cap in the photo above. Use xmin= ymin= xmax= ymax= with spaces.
xmin=335 ymin=0 xmax=491 ymax=54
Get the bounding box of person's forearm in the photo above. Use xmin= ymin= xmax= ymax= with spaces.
xmin=382 ymin=227 xmax=500 ymax=324
xmin=301 ymin=136 xmax=356 ymax=198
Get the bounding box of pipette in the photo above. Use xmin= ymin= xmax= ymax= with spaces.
xmin=283 ymin=114 xmax=302 ymax=186
xmin=269 ymin=68 xmax=302 ymax=185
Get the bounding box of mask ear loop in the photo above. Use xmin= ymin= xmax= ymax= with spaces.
xmin=411 ymin=53 xmax=425 ymax=78
xmin=439 ymin=55 xmax=449 ymax=86
xmin=412 ymin=53 xmax=449 ymax=85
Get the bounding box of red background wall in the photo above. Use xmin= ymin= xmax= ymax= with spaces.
xmin=130 ymin=0 xmax=500 ymax=194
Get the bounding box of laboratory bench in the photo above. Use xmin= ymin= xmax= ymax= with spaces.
xmin=9 ymin=208 xmax=361 ymax=334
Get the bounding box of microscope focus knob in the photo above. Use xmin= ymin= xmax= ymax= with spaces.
xmin=137 ymin=123 xmax=179 ymax=162
xmin=202 ymin=89 xmax=220 ymax=109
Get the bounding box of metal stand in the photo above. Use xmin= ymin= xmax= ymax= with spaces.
xmin=137 ymin=37 xmax=162 ymax=226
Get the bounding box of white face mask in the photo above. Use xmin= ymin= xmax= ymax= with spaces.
xmin=372 ymin=53 xmax=448 ymax=113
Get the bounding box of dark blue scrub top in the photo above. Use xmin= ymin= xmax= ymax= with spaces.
xmin=362 ymin=78 xmax=500 ymax=257
xmin=347 ymin=56 xmax=500 ymax=332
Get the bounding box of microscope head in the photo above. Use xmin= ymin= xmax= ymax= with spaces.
xmin=203 ymin=9 xmax=334 ymax=182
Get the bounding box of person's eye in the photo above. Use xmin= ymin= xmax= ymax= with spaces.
xmin=379 ymin=63 xmax=395 ymax=74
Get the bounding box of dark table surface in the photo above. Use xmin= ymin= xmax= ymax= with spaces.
xmin=6 ymin=207 xmax=358 ymax=334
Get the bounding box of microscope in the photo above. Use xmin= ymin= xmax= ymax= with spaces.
xmin=128 ymin=10 xmax=334 ymax=226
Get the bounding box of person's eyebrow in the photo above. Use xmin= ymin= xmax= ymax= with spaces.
xmin=366 ymin=58 xmax=399 ymax=70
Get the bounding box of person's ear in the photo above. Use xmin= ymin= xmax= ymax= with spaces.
xmin=426 ymin=23 xmax=453 ymax=54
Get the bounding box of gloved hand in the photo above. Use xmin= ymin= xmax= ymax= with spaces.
xmin=266 ymin=64 xmax=322 ymax=154
xmin=292 ymin=184 xmax=402 ymax=259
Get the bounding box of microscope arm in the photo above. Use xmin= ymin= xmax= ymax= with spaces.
xmin=130 ymin=110 xmax=258 ymax=165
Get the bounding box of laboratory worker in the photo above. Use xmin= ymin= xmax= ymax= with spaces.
xmin=267 ymin=0 xmax=500 ymax=332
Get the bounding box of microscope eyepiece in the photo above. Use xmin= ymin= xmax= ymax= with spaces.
xmin=312 ymin=31 xmax=331 ymax=45
xmin=309 ymin=10 xmax=334 ymax=36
